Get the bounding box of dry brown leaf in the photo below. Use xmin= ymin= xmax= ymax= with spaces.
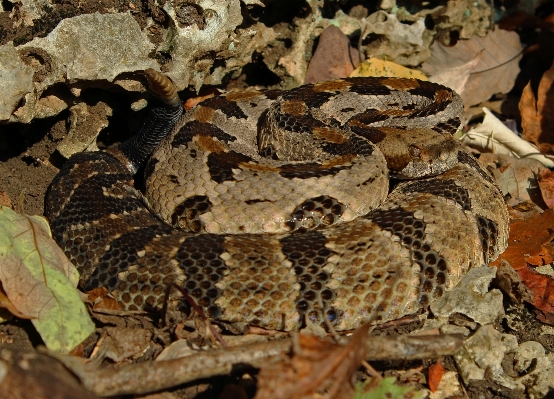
xmin=183 ymin=88 xmax=220 ymax=110
xmin=427 ymin=360 xmax=445 ymax=393
xmin=538 ymin=169 xmax=554 ymax=210
xmin=517 ymin=266 xmax=554 ymax=325
xmin=304 ymin=25 xmax=359 ymax=84
xmin=492 ymin=210 xmax=554 ymax=269
xmin=519 ymin=62 xmax=554 ymax=154
xmin=254 ymin=323 xmax=371 ymax=399
xmin=494 ymin=156 xmax=547 ymax=206
xmin=87 ymin=287 xmax=121 ymax=311
xmin=520 ymin=82 xmax=541 ymax=146
xmin=421 ymin=29 xmax=522 ymax=107
xmin=423 ymin=52 xmax=482 ymax=96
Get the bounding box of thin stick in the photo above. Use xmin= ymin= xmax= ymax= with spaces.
xmin=172 ymin=283 xmax=228 ymax=348
xmin=46 ymin=333 xmax=463 ymax=397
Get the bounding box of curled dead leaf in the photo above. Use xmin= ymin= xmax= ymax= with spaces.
xmin=493 ymin=210 xmax=554 ymax=269
xmin=254 ymin=323 xmax=371 ymax=399
xmin=538 ymin=169 xmax=554 ymax=210
xmin=520 ymin=62 xmax=554 ymax=154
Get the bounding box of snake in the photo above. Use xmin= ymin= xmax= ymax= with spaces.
xmin=45 ymin=70 xmax=509 ymax=331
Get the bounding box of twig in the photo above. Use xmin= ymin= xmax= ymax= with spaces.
xmin=172 ymin=283 xmax=228 ymax=348
xmin=44 ymin=333 xmax=463 ymax=397
xmin=361 ymin=359 xmax=381 ymax=380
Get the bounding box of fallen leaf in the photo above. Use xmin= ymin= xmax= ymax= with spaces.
xmin=254 ymin=323 xmax=371 ymax=399
xmin=492 ymin=210 xmax=554 ymax=269
xmin=0 ymin=287 xmax=32 ymax=319
xmin=350 ymin=58 xmax=428 ymax=80
xmin=304 ymin=25 xmax=359 ymax=84
xmin=396 ymin=366 xmax=425 ymax=385
xmin=427 ymin=360 xmax=445 ymax=393
xmin=520 ymin=62 xmax=554 ymax=154
xmin=0 ymin=206 xmax=94 ymax=353
xmin=538 ymin=169 xmax=554 ymax=210
xmin=424 ymin=52 xmax=482 ymax=95
xmin=96 ymin=327 xmax=152 ymax=362
xmin=520 ymin=81 xmax=542 ymax=147
xmin=494 ymin=156 xmax=548 ymax=206
xmin=421 ymin=29 xmax=522 ymax=107
xmin=353 ymin=377 xmax=425 ymax=399
xmin=183 ymin=88 xmax=220 ymax=110
xmin=517 ymin=266 xmax=554 ymax=325
xmin=462 ymin=107 xmax=554 ymax=168
xmin=87 ymin=287 xmax=121 ymax=311
xmin=156 ymin=339 xmax=198 ymax=361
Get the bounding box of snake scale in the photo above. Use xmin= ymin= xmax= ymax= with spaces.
xmin=45 ymin=70 xmax=509 ymax=331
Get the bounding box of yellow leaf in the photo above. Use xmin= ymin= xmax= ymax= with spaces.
xmin=349 ymin=58 xmax=428 ymax=80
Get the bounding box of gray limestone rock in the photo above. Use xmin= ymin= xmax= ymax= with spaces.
xmin=0 ymin=42 xmax=34 ymax=121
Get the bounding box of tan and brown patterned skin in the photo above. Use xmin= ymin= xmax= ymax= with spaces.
xmin=45 ymin=76 xmax=509 ymax=331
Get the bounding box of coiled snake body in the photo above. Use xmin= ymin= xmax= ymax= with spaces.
xmin=46 ymin=71 xmax=509 ymax=331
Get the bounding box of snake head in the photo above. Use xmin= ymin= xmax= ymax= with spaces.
xmin=380 ymin=128 xmax=459 ymax=179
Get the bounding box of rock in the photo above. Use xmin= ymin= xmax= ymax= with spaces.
xmin=361 ymin=11 xmax=431 ymax=67
xmin=269 ymin=0 xmax=323 ymax=88
xmin=56 ymin=101 xmax=112 ymax=159
xmin=429 ymin=266 xmax=504 ymax=326
xmin=162 ymin=0 xmax=243 ymax=91
xmin=4 ymin=12 xmax=156 ymax=123
xmin=428 ymin=371 xmax=464 ymax=399
xmin=454 ymin=325 xmax=523 ymax=390
xmin=6 ymin=0 xmax=54 ymax=27
xmin=455 ymin=325 xmax=554 ymax=397
xmin=526 ymin=352 xmax=554 ymax=398
xmin=0 ymin=42 xmax=34 ymax=121
xmin=20 ymin=12 xmax=157 ymax=83
xmin=33 ymin=93 xmax=70 ymax=120
xmin=432 ymin=0 xmax=491 ymax=45
xmin=515 ymin=340 xmax=545 ymax=374
xmin=202 ymin=22 xmax=276 ymax=87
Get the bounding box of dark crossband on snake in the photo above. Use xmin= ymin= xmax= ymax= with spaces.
xmin=45 ymin=70 xmax=509 ymax=331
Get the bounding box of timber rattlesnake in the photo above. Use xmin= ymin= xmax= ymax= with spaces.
xmin=45 ymin=70 xmax=509 ymax=331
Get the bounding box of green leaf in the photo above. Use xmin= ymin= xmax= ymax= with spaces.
xmin=0 ymin=206 xmax=94 ymax=353
xmin=352 ymin=377 xmax=425 ymax=399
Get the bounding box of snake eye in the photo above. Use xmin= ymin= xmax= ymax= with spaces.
xmin=409 ymin=144 xmax=422 ymax=158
